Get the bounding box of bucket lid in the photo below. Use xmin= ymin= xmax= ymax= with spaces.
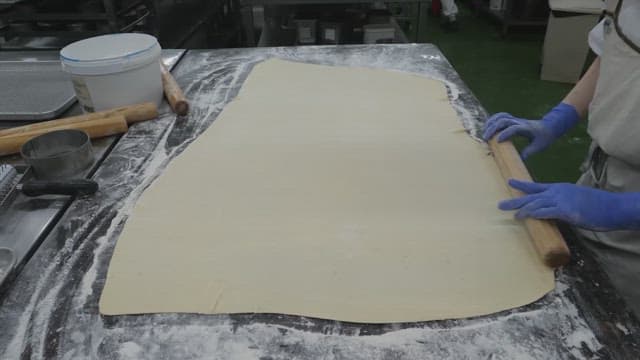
xmin=60 ymin=33 xmax=161 ymax=76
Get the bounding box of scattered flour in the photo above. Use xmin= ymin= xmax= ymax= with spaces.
xmin=1 ymin=46 xmax=605 ymax=360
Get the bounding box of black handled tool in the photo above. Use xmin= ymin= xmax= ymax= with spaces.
xmin=18 ymin=179 xmax=99 ymax=197
xmin=1 ymin=164 xmax=99 ymax=205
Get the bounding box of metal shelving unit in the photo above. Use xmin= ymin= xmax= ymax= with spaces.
xmin=256 ymin=12 xmax=409 ymax=46
xmin=241 ymin=0 xmax=428 ymax=46
xmin=0 ymin=0 xmax=157 ymax=49
xmin=0 ymin=0 xmax=242 ymax=50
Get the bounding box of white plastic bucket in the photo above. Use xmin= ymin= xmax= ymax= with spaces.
xmin=60 ymin=33 xmax=163 ymax=113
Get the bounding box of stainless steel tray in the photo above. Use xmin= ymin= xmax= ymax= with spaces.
xmin=0 ymin=61 xmax=76 ymax=121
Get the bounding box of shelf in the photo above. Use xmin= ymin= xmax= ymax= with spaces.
xmin=0 ymin=13 xmax=110 ymax=22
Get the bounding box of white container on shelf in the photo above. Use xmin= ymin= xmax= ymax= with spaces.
xmin=60 ymin=33 xmax=163 ymax=112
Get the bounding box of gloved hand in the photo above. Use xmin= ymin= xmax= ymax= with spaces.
xmin=499 ymin=179 xmax=640 ymax=232
xmin=482 ymin=103 xmax=580 ymax=159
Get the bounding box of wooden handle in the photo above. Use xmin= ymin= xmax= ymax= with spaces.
xmin=160 ymin=62 xmax=189 ymax=116
xmin=115 ymin=102 xmax=160 ymax=124
xmin=489 ymin=138 xmax=570 ymax=268
xmin=0 ymin=115 xmax=128 ymax=157
xmin=0 ymin=102 xmax=157 ymax=139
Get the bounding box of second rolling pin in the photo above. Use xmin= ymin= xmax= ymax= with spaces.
xmin=0 ymin=102 xmax=157 ymax=139
xmin=0 ymin=115 xmax=128 ymax=156
xmin=160 ymin=62 xmax=189 ymax=116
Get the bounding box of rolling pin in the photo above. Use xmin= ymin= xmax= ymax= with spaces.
xmin=0 ymin=115 xmax=128 ymax=157
xmin=0 ymin=102 xmax=157 ymax=139
xmin=160 ymin=62 xmax=189 ymax=116
xmin=489 ymin=138 xmax=571 ymax=268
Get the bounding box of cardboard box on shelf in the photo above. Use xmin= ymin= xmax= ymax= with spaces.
xmin=540 ymin=0 xmax=602 ymax=83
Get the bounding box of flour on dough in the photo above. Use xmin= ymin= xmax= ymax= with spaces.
xmin=99 ymin=59 xmax=554 ymax=323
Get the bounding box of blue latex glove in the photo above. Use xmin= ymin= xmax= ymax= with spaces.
xmin=482 ymin=103 xmax=580 ymax=159
xmin=499 ymin=179 xmax=640 ymax=231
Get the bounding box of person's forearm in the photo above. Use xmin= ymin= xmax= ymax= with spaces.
xmin=562 ymin=57 xmax=600 ymax=118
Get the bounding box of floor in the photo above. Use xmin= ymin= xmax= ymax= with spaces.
xmin=421 ymin=2 xmax=592 ymax=183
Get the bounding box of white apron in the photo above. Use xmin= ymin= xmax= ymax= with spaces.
xmin=577 ymin=0 xmax=640 ymax=317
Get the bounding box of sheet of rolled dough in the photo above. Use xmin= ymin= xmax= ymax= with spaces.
xmin=100 ymin=59 xmax=554 ymax=322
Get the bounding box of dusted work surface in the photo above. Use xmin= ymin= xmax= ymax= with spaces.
xmin=100 ymin=59 xmax=553 ymax=321
xmin=0 ymin=46 xmax=639 ymax=359
xmin=0 ymin=50 xmax=185 ymax=295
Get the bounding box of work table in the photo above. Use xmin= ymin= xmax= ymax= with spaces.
xmin=0 ymin=45 xmax=639 ymax=359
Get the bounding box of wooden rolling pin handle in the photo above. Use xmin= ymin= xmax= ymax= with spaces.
xmin=117 ymin=102 xmax=159 ymax=124
xmin=488 ymin=138 xmax=571 ymax=268
xmin=174 ymin=100 xmax=189 ymax=117
xmin=160 ymin=62 xmax=190 ymax=116
xmin=0 ymin=115 xmax=128 ymax=157
xmin=0 ymin=102 xmax=157 ymax=139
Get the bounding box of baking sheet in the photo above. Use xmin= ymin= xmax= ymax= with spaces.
xmin=0 ymin=61 xmax=76 ymax=121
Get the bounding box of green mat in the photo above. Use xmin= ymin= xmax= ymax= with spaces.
xmin=422 ymin=4 xmax=591 ymax=183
